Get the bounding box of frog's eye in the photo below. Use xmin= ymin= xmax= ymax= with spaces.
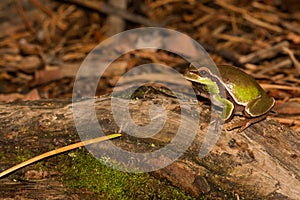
xmin=200 ymin=70 xmax=207 ymax=76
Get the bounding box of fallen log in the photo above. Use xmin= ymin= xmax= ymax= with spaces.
xmin=0 ymin=87 xmax=299 ymax=199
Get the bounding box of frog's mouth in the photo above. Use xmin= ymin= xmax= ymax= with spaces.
xmin=184 ymin=69 xmax=201 ymax=82
xmin=184 ymin=70 xmax=215 ymax=87
xmin=184 ymin=68 xmax=223 ymax=89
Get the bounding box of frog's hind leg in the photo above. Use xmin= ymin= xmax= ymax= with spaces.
xmin=245 ymin=95 xmax=275 ymax=117
xmin=226 ymin=114 xmax=267 ymax=132
xmin=227 ymin=94 xmax=274 ymax=132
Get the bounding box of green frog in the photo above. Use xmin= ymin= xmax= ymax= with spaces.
xmin=184 ymin=63 xmax=275 ymax=132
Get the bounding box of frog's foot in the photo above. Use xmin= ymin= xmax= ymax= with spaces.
xmin=226 ymin=115 xmax=266 ymax=132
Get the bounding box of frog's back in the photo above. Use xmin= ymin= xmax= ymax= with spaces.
xmin=216 ymin=65 xmax=265 ymax=105
xmin=216 ymin=65 xmax=259 ymax=87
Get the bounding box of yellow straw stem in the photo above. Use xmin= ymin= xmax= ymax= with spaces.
xmin=0 ymin=133 xmax=121 ymax=178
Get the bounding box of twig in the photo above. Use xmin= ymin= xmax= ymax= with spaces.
xmin=239 ymin=41 xmax=289 ymax=64
xmin=230 ymin=12 xmax=238 ymax=33
xmin=215 ymin=0 xmax=246 ymax=15
xmin=198 ymin=3 xmax=217 ymax=14
xmin=0 ymin=133 xmax=121 ymax=178
xmin=251 ymin=2 xmax=277 ymax=12
xmin=193 ymin=14 xmax=213 ymax=26
xmin=213 ymin=34 xmax=252 ymax=44
xmin=257 ymin=59 xmax=292 ymax=75
xmin=260 ymin=83 xmax=300 ymax=91
xmin=0 ymin=32 xmax=31 ymax=47
xmin=282 ymin=47 xmax=300 ymax=74
xmin=105 ymin=0 xmax=127 ymax=36
xmin=216 ymin=0 xmax=282 ymax=33
xmin=60 ymin=0 xmax=162 ymax=27
xmin=268 ymin=116 xmax=300 ymax=126
xmin=243 ymin=13 xmax=283 ymax=33
xmin=202 ymin=43 xmax=242 ymax=67
xmin=281 ymin=21 xmax=300 ymax=35
xmin=29 ymin=0 xmax=67 ymax=31
xmin=16 ymin=0 xmax=36 ymax=33
xmin=149 ymin=0 xmax=188 ymax=9
xmin=29 ymin=0 xmax=53 ymax=17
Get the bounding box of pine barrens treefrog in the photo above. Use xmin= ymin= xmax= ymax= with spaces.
xmin=184 ymin=63 xmax=275 ymax=132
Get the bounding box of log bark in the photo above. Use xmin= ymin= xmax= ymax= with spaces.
xmin=0 ymin=88 xmax=299 ymax=199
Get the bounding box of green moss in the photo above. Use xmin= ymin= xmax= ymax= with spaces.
xmin=60 ymin=149 xmax=194 ymax=200
xmin=15 ymin=149 xmax=34 ymax=163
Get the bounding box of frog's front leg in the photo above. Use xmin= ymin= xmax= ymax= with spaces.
xmin=211 ymin=94 xmax=234 ymax=120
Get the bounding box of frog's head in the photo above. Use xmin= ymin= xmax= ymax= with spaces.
xmin=184 ymin=63 xmax=225 ymax=98
xmin=184 ymin=63 xmax=233 ymax=120
xmin=184 ymin=63 xmax=217 ymax=86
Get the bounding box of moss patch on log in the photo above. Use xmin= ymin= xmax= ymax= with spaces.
xmin=59 ymin=149 xmax=194 ymax=199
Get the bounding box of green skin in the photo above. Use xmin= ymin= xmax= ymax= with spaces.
xmin=184 ymin=64 xmax=275 ymax=131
